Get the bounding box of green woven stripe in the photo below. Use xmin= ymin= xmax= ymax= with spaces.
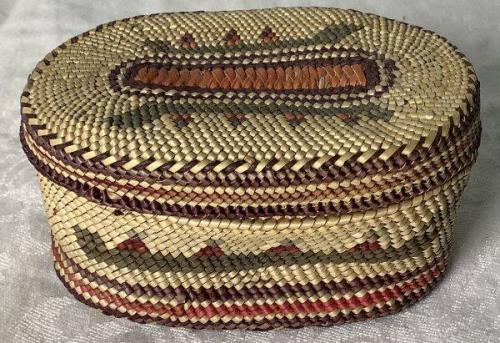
xmin=72 ymin=222 xmax=439 ymax=274
xmin=107 ymin=102 xmax=393 ymax=128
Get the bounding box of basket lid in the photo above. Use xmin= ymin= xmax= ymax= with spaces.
xmin=21 ymin=7 xmax=479 ymax=218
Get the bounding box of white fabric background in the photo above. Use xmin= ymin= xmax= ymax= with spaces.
xmin=0 ymin=1 xmax=499 ymax=342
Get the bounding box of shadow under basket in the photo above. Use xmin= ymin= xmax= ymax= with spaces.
xmin=20 ymin=7 xmax=480 ymax=329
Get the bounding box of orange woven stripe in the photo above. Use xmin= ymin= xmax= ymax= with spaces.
xmin=134 ymin=63 xmax=367 ymax=90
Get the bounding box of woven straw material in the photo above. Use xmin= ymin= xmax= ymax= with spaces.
xmin=20 ymin=7 xmax=480 ymax=330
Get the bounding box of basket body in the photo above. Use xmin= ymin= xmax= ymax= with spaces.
xmin=20 ymin=7 xmax=480 ymax=329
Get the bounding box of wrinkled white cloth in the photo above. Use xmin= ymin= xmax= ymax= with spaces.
xmin=0 ymin=1 xmax=499 ymax=342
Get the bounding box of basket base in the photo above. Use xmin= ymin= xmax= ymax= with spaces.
xmin=53 ymin=244 xmax=447 ymax=330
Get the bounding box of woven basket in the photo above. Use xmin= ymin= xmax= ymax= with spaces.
xmin=20 ymin=8 xmax=480 ymax=330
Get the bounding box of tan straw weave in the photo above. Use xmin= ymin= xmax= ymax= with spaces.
xmin=20 ymin=7 xmax=480 ymax=329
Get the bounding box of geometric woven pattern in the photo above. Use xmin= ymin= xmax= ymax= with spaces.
xmin=20 ymin=8 xmax=480 ymax=329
